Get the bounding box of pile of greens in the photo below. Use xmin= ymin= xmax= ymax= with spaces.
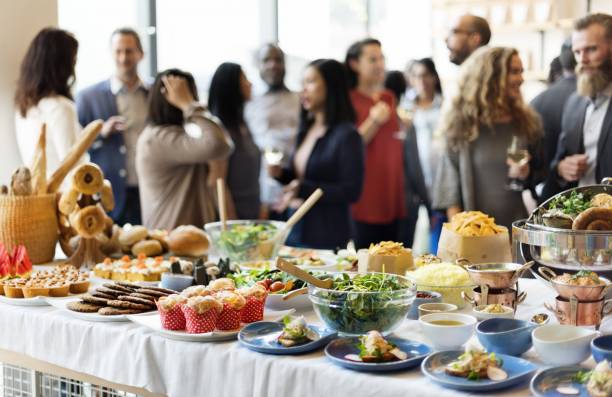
xmin=548 ymin=191 xmax=591 ymax=215
xmin=217 ymin=223 xmax=277 ymax=261
xmin=312 ymin=273 xmax=413 ymax=335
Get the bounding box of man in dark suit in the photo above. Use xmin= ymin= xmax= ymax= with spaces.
xmin=543 ymin=13 xmax=612 ymax=199
xmin=531 ymin=41 xmax=577 ymax=187
xmin=76 ymin=28 xmax=148 ymax=225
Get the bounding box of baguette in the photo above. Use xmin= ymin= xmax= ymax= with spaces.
xmin=30 ymin=123 xmax=47 ymax=195
xmin=47 ymin=119 xmax=103 ymax=193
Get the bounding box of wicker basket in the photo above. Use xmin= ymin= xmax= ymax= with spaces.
xmin=0 ymin=194 xmax=58 ymax=264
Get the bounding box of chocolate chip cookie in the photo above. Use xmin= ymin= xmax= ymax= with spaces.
xmin=98 ymin=307 xmax=143 ymax=316
xmin=140 ymin=286 xmax=177 ymax=295
xmin=102 ymin=283 xmax=134 ymax=294
xmin=67 ymin=301 xmax=103 ymax=313
xmin=137 ymin=288 xmax=170 ymax=298
xmin=115 ymin=281 xmax=140 ymax=291
xmin=95 ymin=287 xmax=124 ymax=297
xmin=117 ymin=295 xmax=155 ymax=308
xmin=130 ymin=293 xmax=155 ymax=302
xmin=107 ymin=299 xmax=151 ymax=311
xmin=81 ymin=294 xmax=109 ymax=306
xmin=91 ymin=291 xmax=115 ymax=300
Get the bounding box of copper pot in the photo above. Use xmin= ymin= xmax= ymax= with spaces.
xmin=545 ymin=296 xmax=612 ymax=328
xmin=462 ymin=286 xmax=526 ymax=310
xmin=538 ymin=266 xmax=612 ymax=301
xmin=457 ymin=259 xmax=534 ymax=289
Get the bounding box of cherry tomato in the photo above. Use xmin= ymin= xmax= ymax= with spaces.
xmin=269 ymin=281 xmax=284 ymax=292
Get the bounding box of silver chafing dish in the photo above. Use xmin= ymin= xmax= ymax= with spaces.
xmin=512 ymin=178 xmax=612 ymax=271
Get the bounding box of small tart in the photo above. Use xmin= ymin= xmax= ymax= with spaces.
xmin=69 ymin=280 xmax=90 ymax=294
xmin=48 ymin=284 xmax=70 ymax=297
xmin=22 ymin=286 xmax=50 ymax=298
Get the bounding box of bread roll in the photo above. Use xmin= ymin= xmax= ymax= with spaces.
xmin=11 ymin=167 xmax=32 ymax=196
xmin=168 ymin=225 xmax=209 ymax=257
xmin=118 ymin=225 xmax=148 ymax=246
xmin=131 ymin=239 xmax=163 ymax=257
xmin=149 ymin=229 xmax=169 ymax=252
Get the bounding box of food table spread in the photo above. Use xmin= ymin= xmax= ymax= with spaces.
xmin=0 ymin=276 xmax=608 ymax=397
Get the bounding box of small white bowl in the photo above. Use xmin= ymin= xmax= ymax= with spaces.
xmin=472 ymin=305 xmax=515 ymax=321
xmin=532 ymin=324 xmax=599 ymax=365
xmin=418 ymin=302 xmax=458 ymax=318
xmin=419 ymin=313 xmax=477 ymax=351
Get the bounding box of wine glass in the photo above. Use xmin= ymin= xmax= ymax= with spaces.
xmin=506 ymin=135 xmax=529 ymax=191
xmin=264 ymin=146 xmax=284 ymax=166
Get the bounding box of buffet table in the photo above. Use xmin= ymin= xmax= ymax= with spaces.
xmin=0 ymin=277 xmax=609 ymax=397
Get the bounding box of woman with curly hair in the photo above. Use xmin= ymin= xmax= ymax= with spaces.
xmin=432 ymin=47 xmax=543 ymax=230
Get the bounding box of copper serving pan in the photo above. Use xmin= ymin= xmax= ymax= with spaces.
xmin=538 ymin=266 xmax=612 ymax=301
xmin=457 ymin=259 xmax=534 ymax=289
xmin=462 ymin=286 xmax=526 ymax=310
xmin=545 ymin=295 xmax=612 ymax=328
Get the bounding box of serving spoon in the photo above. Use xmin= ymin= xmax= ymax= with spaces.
xmin=276 ymin=258 xmax=333 ymax=289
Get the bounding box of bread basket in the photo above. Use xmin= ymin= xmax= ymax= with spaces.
xmin=0 ymin=194 xmax=58 ymax=264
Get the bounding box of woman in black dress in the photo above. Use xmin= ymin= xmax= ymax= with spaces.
xmin=268 ymin=59 xmax=364 ymax=250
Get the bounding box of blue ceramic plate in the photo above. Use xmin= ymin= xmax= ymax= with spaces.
xmin=530 ymin=366 xmax=591 ymax=397
xmin=324 ymin=336 xmax=432 ymax=372
xmin=238 ymin=321 xmax=336 ymax=354
xmin=421 ymin=350 xmax=538 ymax=392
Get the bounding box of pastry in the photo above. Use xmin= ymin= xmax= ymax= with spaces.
xmin=48 ymin=284 xmax=70 ymax=297
xmin=106 ymin=299 xmax=151 ymax=311
xmin=131 ymin=239 xmax=163 ymax=257
xmin=180 ymin=295 xmax=223 ymax=333
xmin=168 ymin=225 xmax=209 ymax=257
xmin=572 ymin=207 xmax=612 ymax=231
xmin=208 ymin=278 xmax=235 ymax=292
xmin=119 ymin=225 xmax=148 ymax=246
xmin=72 ymin=163 xmax=103 ymax=195
xmin=157 ymin=294 xmax=188 ymax=330
xmin=67 ymin=301 xmax=103 ymax=313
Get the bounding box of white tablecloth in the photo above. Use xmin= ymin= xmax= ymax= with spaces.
xmin=0 ymin=278 xmax=610 ymax=397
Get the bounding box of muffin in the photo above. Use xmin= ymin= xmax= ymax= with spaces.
xmin=215 ymin=291 xmax=246 ymax=331
xmin=181 ymin=285 xmax=211 ymax=299
xmin=208 ymin=278 xmax=236 ymax=292
xmin=238 ymin=284 xmax=268 ymax=323
xmin=157 ymin=294 xmax=188 ymax=330
xmin=180 ymin=296 xmax=223 ymax=333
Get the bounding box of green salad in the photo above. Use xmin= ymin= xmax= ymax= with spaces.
xmin=217 ymin=224 xmax=278 ymax=262
xmin=311 ymin=273 xmax=414 ymax=335
xmin=229 ymin=268 xmax=323 ymax=294
xmin=548 ymin=191 xmax=591 ymax=215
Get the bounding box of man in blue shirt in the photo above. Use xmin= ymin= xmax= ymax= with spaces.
xmin=76 ymin=28 xmax=148 ymax=225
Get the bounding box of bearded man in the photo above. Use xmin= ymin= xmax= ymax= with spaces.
xmin=542 ymin=13 xmax=612 ymax=199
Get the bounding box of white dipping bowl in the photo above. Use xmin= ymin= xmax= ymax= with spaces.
xmin=532 ymin=325 xmax=598 ymax=366
xmin=472 ymin=305 xmax=515 ymax=321
xmin=419 ymin=313 xmax=477 ymax=351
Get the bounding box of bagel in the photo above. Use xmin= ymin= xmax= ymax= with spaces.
xmin=100 ymin=179 xmax=115 ymax=212
xmin=572 ymin=207 xmax=612 ymax=231
xmin=72 ymin=163 xmax=104 ymax=195
xmin=59 ymin=188 xmax=80 ymax=215
xmin=72 ymin=205 xmax=107 ymax=238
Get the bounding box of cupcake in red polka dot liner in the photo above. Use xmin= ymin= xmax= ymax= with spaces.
xmin=180 ymin=285 xmax=212 ymax=299
xmin=181 ymin=296 xmax=223 ymax=334
xmin=156 ymin=294 xmax=188 ymax=331
xmin=208 ymin=278 xmax=236 ymax=293
xmin=238 ymin=283 xmax=268 ymax=323
xmin=215 ymin=291 xmax=246 ymax=330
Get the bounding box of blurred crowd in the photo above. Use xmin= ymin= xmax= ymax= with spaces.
xmin=13 ymin=12 xmax=612 ymax=251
